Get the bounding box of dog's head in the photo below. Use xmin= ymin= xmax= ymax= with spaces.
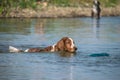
xmin=55 ymin=37 xmax=77 ymax=53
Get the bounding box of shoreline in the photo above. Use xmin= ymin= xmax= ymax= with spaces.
xmin=0 ymin=6 xmax=120 ymax=18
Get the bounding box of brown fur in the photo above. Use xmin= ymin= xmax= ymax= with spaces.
xmin=27 ymin=37 xmax=77 ymax=53
xmin=55 ymin=37 xmax=77 ymax=52
xmin=9 ymin=37 xmax=77 ymax=53
xmin=28 ymin=46 xmax=53 ymax=52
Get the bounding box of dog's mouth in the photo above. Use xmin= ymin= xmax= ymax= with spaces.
xmin=67 ymin=47 xmax=77 ymax=53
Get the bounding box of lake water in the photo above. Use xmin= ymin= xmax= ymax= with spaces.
xmin=0 ymin=17 xmax=120 ymax=80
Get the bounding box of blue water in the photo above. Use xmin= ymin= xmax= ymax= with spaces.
xmin=0 ymin=17 xmax=120 ymax=80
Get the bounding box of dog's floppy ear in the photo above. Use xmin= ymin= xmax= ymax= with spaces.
xmin=55 ymin=37 xmax=67 ymax=51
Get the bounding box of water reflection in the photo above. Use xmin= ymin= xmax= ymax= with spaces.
xmin=34 ymin=19 xmax=46 ymax=34
xmin=58 ymin=51 xmax=76 ymax=57
xmin=70 ymin=66 xmax=73 ymax=80
xmin=0 ymin=19 xmax=31 ymax=34
xmin=93 ymin=19 xmax=100 ymax=39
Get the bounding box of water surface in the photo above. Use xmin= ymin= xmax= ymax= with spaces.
xmin=0 ymin=17 xmax=120 ymax=80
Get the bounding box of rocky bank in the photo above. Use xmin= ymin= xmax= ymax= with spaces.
xmin=1 ymin=6 xmax=120 ymax=18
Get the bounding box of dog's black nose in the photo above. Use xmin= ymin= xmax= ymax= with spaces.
xmin=74 ymin=47 xmax=77 ymax=50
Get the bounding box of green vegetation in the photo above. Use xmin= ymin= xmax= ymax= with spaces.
xmin=49 ymin=0 xmax=120 ymax=7
xmin=49 ymin=0 xmax=70 ymax=7
xmin=99 ymin=0 xmax=119 ymax=7
xmin=0 ymin=0 xmax=36 ymax=16
xmin=0 ymin=0 xmax=120 ymax=17
xmin=19 ymin=0 xmax=36 ymax=9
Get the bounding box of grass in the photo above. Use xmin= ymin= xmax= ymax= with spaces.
xmin=49 ymin=0 xmax=120 ymax=7
xmin=100 ymin=0 xmax=120 ymax=7
xmin=0 ymin=0 xmax=36 ymax=16
xmin=0 ymin=0 xmax=120 ymax=17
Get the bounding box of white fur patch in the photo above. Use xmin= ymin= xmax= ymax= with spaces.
xmin=51 ymin=44 xmax=56 ymax=52
xmin=24 ymin=49 xmax=29 ymax=52
xmin=9 ymin=46 xmax=20 ymax=52
xmin=69 ymin=38 xmax=75 ymax=48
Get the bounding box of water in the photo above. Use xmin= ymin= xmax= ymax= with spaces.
xmin=0 ymin=17 xmax=120 ymax=80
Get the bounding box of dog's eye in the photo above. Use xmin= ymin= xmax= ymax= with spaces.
xmin=73 ymin=42 xmax=75 ymax=44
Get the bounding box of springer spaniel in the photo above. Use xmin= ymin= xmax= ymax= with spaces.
xmin=9 ymin=37 xmax=77 ymax=53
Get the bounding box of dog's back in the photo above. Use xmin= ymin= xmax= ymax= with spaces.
xmin=9 ymin=37 xmax=77 ymax=53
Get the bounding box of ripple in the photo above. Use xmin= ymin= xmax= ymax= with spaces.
xmin=89 ymin=53 xmax=109 ymax=57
